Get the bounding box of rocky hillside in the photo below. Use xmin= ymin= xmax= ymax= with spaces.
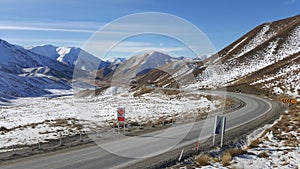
xmin=196 ymin=14 xmax=300 ymax=97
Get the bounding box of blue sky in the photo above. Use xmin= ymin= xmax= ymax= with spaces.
xmin=0 ymin=0 xmax=299 ymax=59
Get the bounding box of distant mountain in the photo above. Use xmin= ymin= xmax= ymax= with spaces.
xmin=0 ymin=39 xmax=72 ymax=78
xmin=110 ymin=51 xmax=179 ymax=81
xmin=106 ymin=57 xmax=126 ymax=65
xmin=29 ymin=45 xmax=110 ymax=71
xmin=0 ymin=39 xmax=72 ymax=101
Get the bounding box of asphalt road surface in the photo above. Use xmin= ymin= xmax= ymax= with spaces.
xmin=0 ymin=92 xmax=281 ymax=169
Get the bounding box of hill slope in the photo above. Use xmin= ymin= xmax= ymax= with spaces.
xmin=0 ymin=39 xmax=72 ymax=101
xmin=196 ymin=14 xmax=300 ymax=96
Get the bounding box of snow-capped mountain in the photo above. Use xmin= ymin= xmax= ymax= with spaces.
xmin=29 ymin=45 xmax=110 ymax=71
xmin=110 ymin=51 xmax=179 ymax=82
xmin=0 ymin=39 xmax=72 ymax=100
xmin=0 ymin=39 xmax=72 ymax=78
xmin=106 ymin=57 xmax=126 ymax=65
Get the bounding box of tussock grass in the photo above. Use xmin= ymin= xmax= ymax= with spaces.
xmin=195 ymin=154 xmax=210 ymax=166
xmin=221 ymin=152 xmax=232 ymax=166
xmin=249 ymin=138 xmax=261 ymax=148
xmin=225 ymin=148 xmax=247 ymax=157
xmin=258 ymin=151 xmax=269 ymax=158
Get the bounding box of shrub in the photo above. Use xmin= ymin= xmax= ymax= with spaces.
xmin=226 ymin=148 xmax=247 ymax=157
xmin=221 ymin=152 xmax=232 ymax=166
xmin=249 ymin=138 xmax=261 ymax=148
xmin=258 ymin=151 xmax=269 ymax=158
xmin=196 ymin=155 xmax=210 ymax=166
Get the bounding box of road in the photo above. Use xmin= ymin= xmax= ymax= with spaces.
xmin=0 ymin=92 xmax=282 ymax=169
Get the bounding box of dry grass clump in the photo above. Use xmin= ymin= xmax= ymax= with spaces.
xmin=258 ymin=151 xmax=269 ymax=158
xmin=133 ymin=87 xmax=154 ymax=97
xmin=195 ymin=154 xmax=211 ymax=166
xmin=225 ymin=148 xmax=247 ymax=157
xmin=249 ymin=138 xmax=261 ymax=148
xmin=221 ymin=152 xmax=232 ymax=166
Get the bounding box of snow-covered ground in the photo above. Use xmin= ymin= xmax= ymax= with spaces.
xmin=180 ymin=105 xmax=300 ymax=169
xmin=231 ymin=108 xmax=300 ymax=169
xmin=0 ymin=89 xmax=221 ymax=151
xmin=252 ymin=62 xmax=300 ymax=98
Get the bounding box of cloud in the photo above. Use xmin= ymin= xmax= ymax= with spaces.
xmin=0 ymin=21 xmax=103 ymax=33
xmin=83 ymin=40 xmax=187 ymax=59
xmin=109 ymin=41 xmax=185 ymax=53
xmin=6 ymin=38 xmax=85 ymax=48
xmin=0 ymin=14 xmax=216 ymax=58
xmin=0 ymin=26 xmax=95 ymax=33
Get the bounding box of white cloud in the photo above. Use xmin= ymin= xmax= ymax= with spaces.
xmin=0 ymin=26 xmax=95 ymax=33
xmin=0 ymin=20 xmax=103 ymax=33
xmin=82 ymin=40 xmax=187 ymax=59
xmin=109 ymin=42 xmax=185 ymax=53
xmin=6 ymin=38 xmax=85 ymax=48
xmin=0 ymin=14 xmax=216 ymax=59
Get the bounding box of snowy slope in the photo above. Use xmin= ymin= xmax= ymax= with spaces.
xmin=29 ymin=45 xmax=110 ymax=71
xmin=249 ymin=52 xmax=300 ymax=97
xmin=0 ymin=39 xmax=72 ymax=100
xmin=0 ymin=39 xmax=73 ymax=79
xmin=0 ymin=71 xmax=70 ymax=100
xmin=194 ymin=14 xmax=300 ymax=96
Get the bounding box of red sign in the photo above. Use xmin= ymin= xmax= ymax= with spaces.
xmin=117 ymin=108 xmax=125 ymax=122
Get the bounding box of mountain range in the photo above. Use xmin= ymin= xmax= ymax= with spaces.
xmin=0 ymin=14 xmax=299 ymax=103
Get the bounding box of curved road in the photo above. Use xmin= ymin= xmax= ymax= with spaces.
xmin=0 ymin=92 xmax=282 ymax=169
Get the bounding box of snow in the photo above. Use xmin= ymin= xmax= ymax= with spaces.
xmin=75 ymin=88 xmax=221 ymax=126
xmin=236 ymin=24 xmax=273 ymax=58
xmin=227 ymin=36 xmax=248 ymax=60
xmin=106 ymin=57 xmax=126 ymax=65
xmin=252 ymin=59 xmax=300 ymax=97
xmin=195 ymin=22 xmax=300 ymax=90
xmin=232 ymin=109 xmax=300 ymax=169
xmin=29 ymin=44 xmax=110 ymax=71
xmin=0 ymin=88 xmax=221 ymax=150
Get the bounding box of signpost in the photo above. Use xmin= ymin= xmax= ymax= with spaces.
xmin=213 ymin=115 xmax=226 ymax=147
xmin=117 ymin=107 xmax=125 ymax=134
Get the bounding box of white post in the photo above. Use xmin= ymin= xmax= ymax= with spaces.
xmin=220 ymin=117 xmax=225 ymax=147
xmin=213 ymin=115 xmax=217 ymax=146
xmin=178 ymin=149 xmax=184 ymax=162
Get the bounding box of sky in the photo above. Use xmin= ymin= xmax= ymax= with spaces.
xmin=0 ymin=0 xmax=299 ymax=59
